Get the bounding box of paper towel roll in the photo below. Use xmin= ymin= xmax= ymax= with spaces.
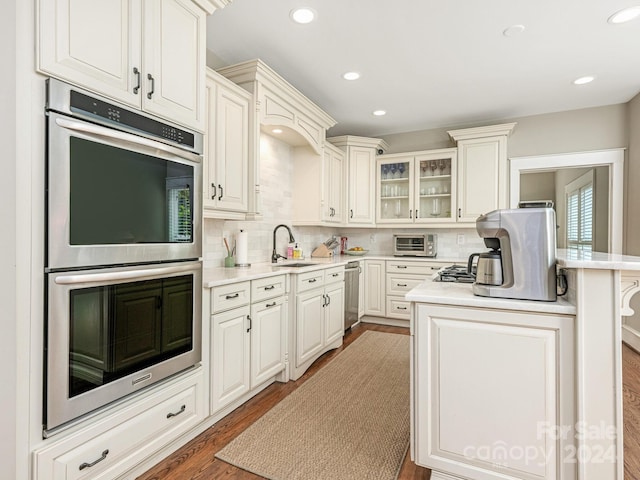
xmin=236 ymin=230 xmax=249 ymax=266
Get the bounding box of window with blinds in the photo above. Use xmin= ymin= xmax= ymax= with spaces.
xmin=565 ymin=170 xmax=593 ymax=252
xmin=167 ymin=177 xmax=193 ymax=243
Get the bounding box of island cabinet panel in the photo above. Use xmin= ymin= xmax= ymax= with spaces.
xmin=413 ymin=304 xmax=576 ymax=480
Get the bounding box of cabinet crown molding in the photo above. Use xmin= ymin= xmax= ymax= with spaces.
xmin=192 ymin=0 xmax=232 ymax=15
xmin=216 ymin=59 xmax=337 ymax=129
xmin=447 ymin=122 xmax=517 ymax=141
xmin=327 ymin=135 xmax=390 ymax=152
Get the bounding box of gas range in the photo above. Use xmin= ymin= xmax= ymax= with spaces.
xmin=434 ymin=264 xmax=476 ymax=283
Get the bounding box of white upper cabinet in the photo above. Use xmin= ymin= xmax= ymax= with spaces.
xmin=322 ymin=142 xmax=345 ymax=224
xmin=204 ymin=69 xmax=250 ymax=218
xmin=328 ymin=136 xmax=389 ymax=226
xmin=448 ymin=123 xmax=516 ymax=222
xmin=38 ymin=0 xmax=216 ymax=131
xmin=141 ymin=0 xmax=207 ymax=130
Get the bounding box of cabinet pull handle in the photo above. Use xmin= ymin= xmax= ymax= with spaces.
xmin=211 ymin=183 xmax=217 ymax=200
xmin=308 ymin=278 xmax=317 ymax=283
xmin=397 ymin=306 xmax=408 ymax=310
xmin=147 ymin=74 xmax=155 ymax=99
xmin=458 ymin=208 xmax=461 ymax=218
xmin=225 ymin=293 xmax=239 ymax=299
xmin=218 ymin=184 xmax=223 ymax=200
xmin=350 ymin=209 xmax=353 ymax=218
xmin=409 ymin=209 xmax=413 ymax=219
xmin=133 ymin=67 xmax=141 ymax=94
xmin=415 ymin=209 xmax=419 ymax=218
xmin=398 ymin=283 xmax=407 ymax=287
xmin=332 ymin=273 xmax=339 ymax=277
xmin=266 ymin=301 xmax=276 ymax=308
xmin=326 ymin=294 xmax=331 ymax=305
xmin=264 ymin=285 xmax=275 ymax=290
xmin=247 ymin=314 xmax=252 ymax=332
xmin=397 ymin=265 xmax=407 ymax=269
xmin=166 ymin=404 xmax=186 ymax=419
xmin=79 ymin=450 xmax=109 ymax=470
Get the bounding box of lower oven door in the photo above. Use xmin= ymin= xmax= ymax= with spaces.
xmin=45 ymin=260 xmax=202 ymax=434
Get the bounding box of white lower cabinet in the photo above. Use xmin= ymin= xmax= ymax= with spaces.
xmin=34 ymin=368 xmax=205 ymax=480
xmin=385 ymin=260 xmax=448 ymax=322
xmin=250 ymin=296 xmax=286 ymax=388
xmin=209 ymin=275 xmax=287 ymax=414
xmin=211 ymin=305 xmax=251 ymax=412
xmin=292 ymin=266 xmax=345 ymax=380
xmin=413 ymin=303 xmax=575 ymax=480
xmin=364 ymin=260 xmax=386 ymax=316
xmin=363 ymin=259 xmax=447 ymax=323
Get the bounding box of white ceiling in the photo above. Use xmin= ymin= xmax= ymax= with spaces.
xmin=206 ymin=0 xmax=640 ymax=137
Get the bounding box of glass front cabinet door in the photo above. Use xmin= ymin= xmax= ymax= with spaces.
xmin=376 ymin=149 xmax=456 ymax=224
xmin=377 ymin=157 xmax=413 ymax=222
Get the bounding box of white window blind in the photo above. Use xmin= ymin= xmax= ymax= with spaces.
xmin=167 ymin=177 xmax=192 ymax=242
xmin=565 ymin=170 xmax=593 ymax=252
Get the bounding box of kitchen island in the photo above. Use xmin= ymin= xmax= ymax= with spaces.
xmin=407 ymin=249 xmax=640 ymax=480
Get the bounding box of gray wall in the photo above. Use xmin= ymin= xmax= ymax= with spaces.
xmin=625 ymin=93 xmax=640 ymax=332
xmin=382 ymin=104 xmax=628 ymax=157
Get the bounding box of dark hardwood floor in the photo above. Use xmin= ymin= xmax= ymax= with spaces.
xmin=138 ymin=323 xmax=640 ymax=480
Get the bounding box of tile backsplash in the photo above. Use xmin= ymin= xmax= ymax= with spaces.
xmin=203 ymin=134 xmax=485 ymax=268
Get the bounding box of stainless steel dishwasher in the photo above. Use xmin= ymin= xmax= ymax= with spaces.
xmin=344 ymin=261 xmax=361 ymax=330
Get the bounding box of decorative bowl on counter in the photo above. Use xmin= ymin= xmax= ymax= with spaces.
xmin=345 ymin=249 xmax=368 ymax=256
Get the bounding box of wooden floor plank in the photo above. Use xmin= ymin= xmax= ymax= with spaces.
xmin=138 ymin=324 xmax=640 ymax=480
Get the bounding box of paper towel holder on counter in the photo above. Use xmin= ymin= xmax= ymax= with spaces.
xmin=235 ymin=229 xmax=251 ymax=268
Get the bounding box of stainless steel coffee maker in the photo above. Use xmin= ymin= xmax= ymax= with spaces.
xmin=471 ymin=208 xmax=557 ymax=301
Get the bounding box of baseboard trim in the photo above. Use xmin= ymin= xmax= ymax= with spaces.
xmin=622 ymin=323 xmax=640 ymax=353
xmin=361 ymin=315 xmax=409 ymax=328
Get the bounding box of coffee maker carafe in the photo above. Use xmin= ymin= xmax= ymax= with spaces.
xmin=472 ymin=208 xmax=557 ymax=301
xmin=467 ymin=239 xmax=503 ymax=286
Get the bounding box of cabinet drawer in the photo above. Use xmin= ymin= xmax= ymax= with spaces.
xmin=211 ymin=281 xmax=251 ymax=313
xmin=324 ymin=266 xmax=344 ymax=284
xmin=251 ymin=275 xmax=286 ymax=303
xmin=387 ymin=261 xmax=448 ymax=276
xmin=386 ymin=296 xmax=412 ymax=320
xmin=35 ymin=370 xmax=204 ymax=480
xmin=386 ymin=274 xmax=426 ymax=296
xmin=296 ymin=270 xmax=325 ymax=293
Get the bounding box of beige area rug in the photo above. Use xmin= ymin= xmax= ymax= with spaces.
xmin=215 ymin=330 xmax=410 ymax=480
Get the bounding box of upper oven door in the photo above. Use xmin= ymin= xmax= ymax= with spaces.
xmin=46 ymin=111 xmax=202 ymax=270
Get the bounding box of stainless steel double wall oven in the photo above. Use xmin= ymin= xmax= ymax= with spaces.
xmin=44 ymin=79 xmax=203 ymax=434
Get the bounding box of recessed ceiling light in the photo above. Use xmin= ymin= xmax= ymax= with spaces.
xmin=608 ymin=6 xmax=640 ymax=24
xmin=272 ymin=128 xmax=283 ymax=134
xmin=573 ymin=76 xmax=595 ymax=85
xmin=372 ymin=110 xmax=386 ymax=116
xmin=503 ymin=24 xmax=525 ymax=37
xmin=343 ymin=72 xmax=360 ymax=81
xmin=290 ymin=8 xmax=316 ymax=24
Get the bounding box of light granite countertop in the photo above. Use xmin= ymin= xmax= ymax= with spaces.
xmin=557 ymin=248 xmax=640 ymax=270
xmin=405 ymin=280 xmax=577 ymax=315
xmin=203 ymin=254 xmax=465 ymax=288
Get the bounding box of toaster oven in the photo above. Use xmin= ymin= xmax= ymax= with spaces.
xmin=393 ymin=234 xmax=437 ymax=257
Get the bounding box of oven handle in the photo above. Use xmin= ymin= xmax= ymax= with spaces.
xmin=54 ymin=263 xmax=198 ymax=286
xmin=54 ymin=116 xmax=201 ymax=164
